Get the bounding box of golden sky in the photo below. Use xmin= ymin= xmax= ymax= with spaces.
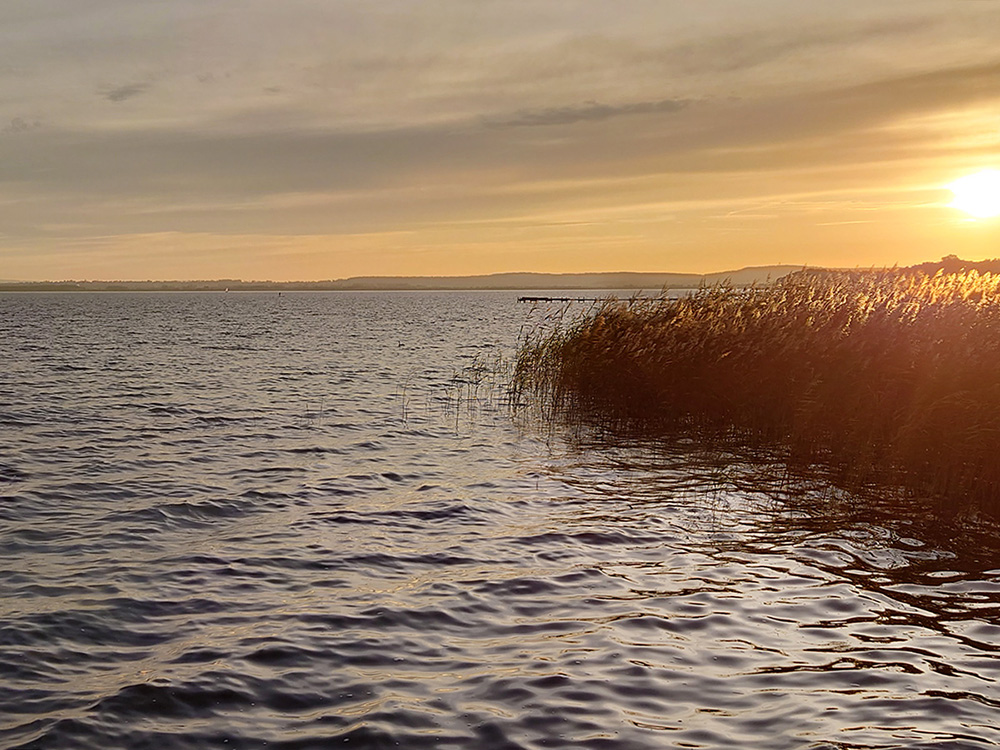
xmin=1 ymin=1 xmax=999 ymax=280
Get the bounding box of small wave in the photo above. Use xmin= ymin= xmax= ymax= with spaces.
xmin=193 ymin=414 xmax=256 ymax=425
xmin=1 ymin=608 xmax=176 ymax=650
xmin=95 ymin=679 xmax=255 ymax=719
xmin=310 ymin=502 xmax=476 ymax=530
xmin=100 ymin=496 xmax=266 ymax=528
xmin=350 ymin=440 xmax=385 ymax=451
xmin=509 ymin=529 xmax=665 ymax=547
xmin=231 ymin=465 xmax=308 ymax=477
xmin=145 ymin=404 xmax=197 ymax=416
xmin=0 ymin=464 xmax=29 ymax=483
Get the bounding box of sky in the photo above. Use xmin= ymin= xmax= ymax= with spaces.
xmin=1 ymin=1 xmax=999 ymax=281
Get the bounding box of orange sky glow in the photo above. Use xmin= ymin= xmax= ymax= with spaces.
xmin=1 ymin=2 xmax=998 ymax=281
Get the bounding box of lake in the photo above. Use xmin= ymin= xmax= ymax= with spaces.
xmin=1 ymin=291 xmax=999 ymax=749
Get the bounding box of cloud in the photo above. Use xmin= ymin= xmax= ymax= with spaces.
xmin=2 ymin=117 xmax=41 ymax=134
xmin=102 ymin=82 xmax=150 ymax=103
xmin=486 ymin=98 xmax=692 ymax=128
xmin=1 ymin=57 xmax=997 ymax=252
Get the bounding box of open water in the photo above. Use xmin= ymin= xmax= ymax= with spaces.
xmin=1 ymin=291 xmax=999 ymax=749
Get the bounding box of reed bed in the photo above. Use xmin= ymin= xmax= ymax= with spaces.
xmin=513 ymin=270 xmax=1000 ymax=519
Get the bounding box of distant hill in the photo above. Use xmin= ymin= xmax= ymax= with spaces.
xmin=330 ymin=266 xmax=804 ymax=290
xmin=0 ymin=265 xmax=805 ymax=292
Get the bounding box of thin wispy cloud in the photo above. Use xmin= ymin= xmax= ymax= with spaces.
xmin=2 ymin=117 xmax=41 ymax=134
xmin=487 ymin=98 xmax=692 ymax=128
xmin=102 ymin=82 xmax=150 ymax=103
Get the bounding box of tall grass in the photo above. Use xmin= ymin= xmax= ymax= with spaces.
xmin=513 ymin=270 xmax=1000 ymax=519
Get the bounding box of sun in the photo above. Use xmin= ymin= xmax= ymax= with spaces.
xmin=948 ymin=169 xmax=1000 ymax=219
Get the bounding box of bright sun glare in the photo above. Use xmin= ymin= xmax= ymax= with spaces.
xmin=948 ymin=169 xmax=1000 ymax=219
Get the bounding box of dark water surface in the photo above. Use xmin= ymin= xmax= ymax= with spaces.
xmin=2 ymin=292 xmax=999 ymax=750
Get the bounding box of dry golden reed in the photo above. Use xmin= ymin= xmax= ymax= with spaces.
xmin=514 ymin=270 xmax=1000 ymax=518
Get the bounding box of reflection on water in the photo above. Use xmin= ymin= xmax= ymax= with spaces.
xmin=1 ymin=291 xmax=998 ymax=750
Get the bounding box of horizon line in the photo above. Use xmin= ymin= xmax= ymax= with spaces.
xmin=1 ymin=264 xmax=818 ymax=285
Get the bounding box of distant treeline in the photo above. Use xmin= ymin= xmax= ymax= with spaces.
xmin=909 ymin=254 xmax=1000 ymax=276
xmin=0 ymin=266 xmax=804 ymax=292
xmin=793 ymin=255 xmax=1000 ymax=280
xmin=0 ymin=280 xmax=332 ymax=292
xmin=5 ymin=258 xmax=997 ymax=292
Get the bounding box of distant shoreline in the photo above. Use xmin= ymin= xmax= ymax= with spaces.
xmin=0 ymin=266 xmax=804 ymax=292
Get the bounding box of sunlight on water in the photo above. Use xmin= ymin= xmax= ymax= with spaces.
xmin=1 ymin=291 xmax=998 ymax=750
